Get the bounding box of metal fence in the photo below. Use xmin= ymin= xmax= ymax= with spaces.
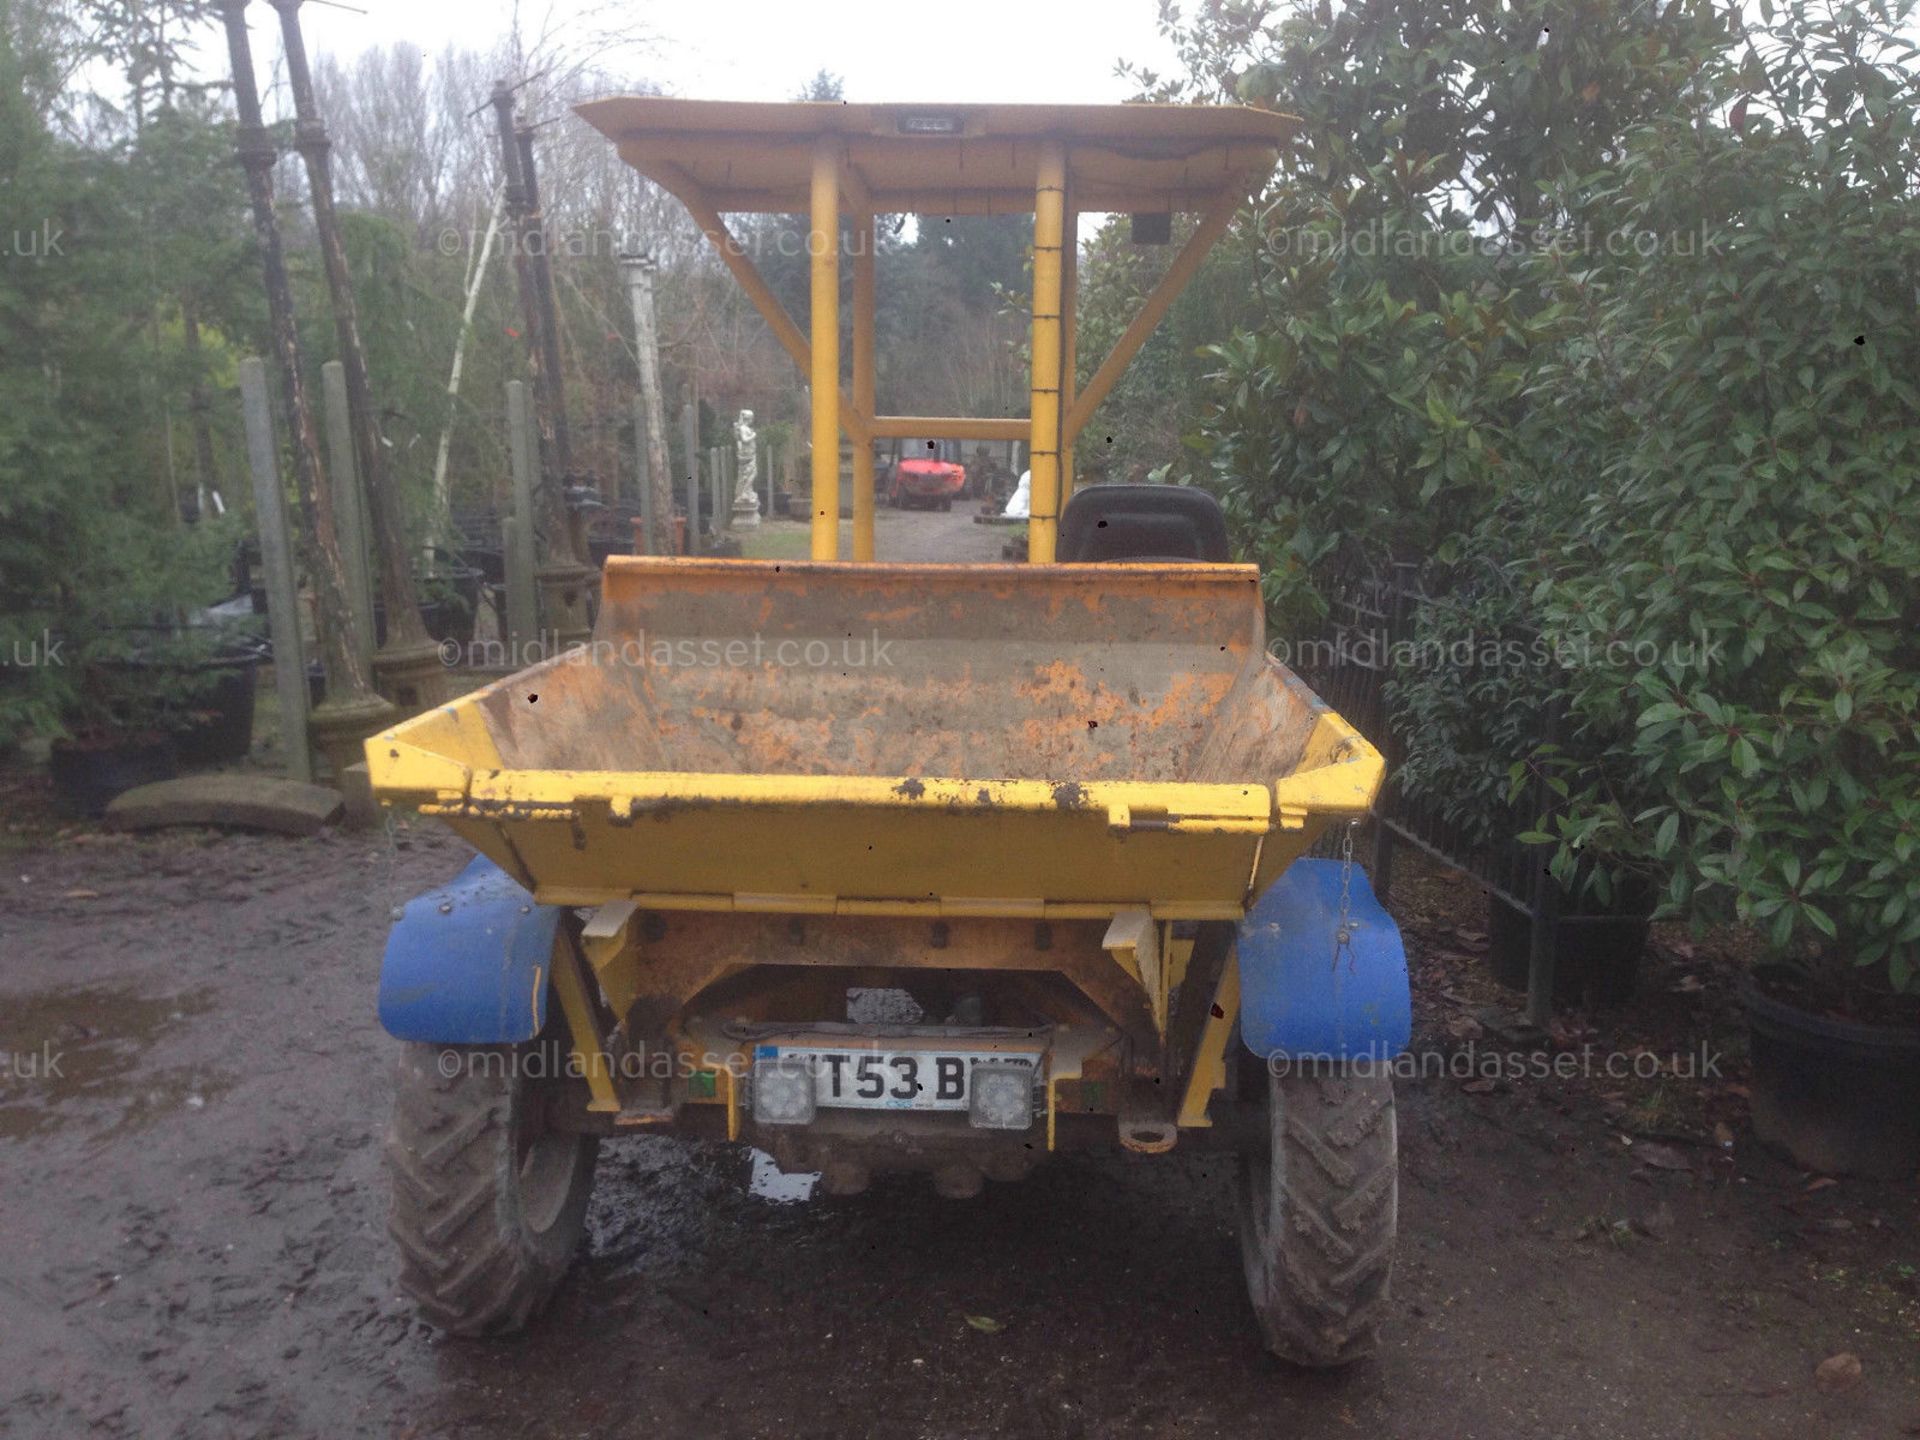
xmin=1292 ymin=562 xmax=1568 ymax=1024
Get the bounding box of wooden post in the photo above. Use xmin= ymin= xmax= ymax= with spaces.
xmin=505 ymin=382 xmax=540 ymax=655
xmin=320 ymin=360 xmax=374 ymax=672
xmin=621 ymin=253 xmax=674 ymax=553
xmin=515 ymin=123 xmax=593 ymax=505
xmin=221 ymin=0 xmax=390 ymax=782
xmin=239 ymin=357 xmax=312 ymax=783
xmin=489 ymin=80 xmax=591 ymax=647
xmin=272 ymin=0 xmax=441 ymax=709
xmin=633 ymin=394 xmax=654 ymax=554
xmin=682 ymin=402 xmax=701 ymax=556
xmin=491 ymin=85 xmax=556 ymax=528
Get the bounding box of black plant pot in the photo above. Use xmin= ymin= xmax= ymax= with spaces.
xmin=1487 ymin=885 xmax=1653 ymax=1006
xmin=96 ymin=632 xmax=266 ymax=769
xmin=49 ymin=732 xmax=178 ymax=818
xmin=1745 ymin=973 xmax=1920 ymax=1180
xmin=167 ymin=651 xmax=262 ymax=765
xmin=375 ymin=565 xmax=484 ymax=650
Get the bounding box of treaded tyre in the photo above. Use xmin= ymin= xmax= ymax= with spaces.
xmin=386 ymin=1040 xmax=599 ymax=1335
xmin=1238 ymin=1062 xmax=1397 ymax=1367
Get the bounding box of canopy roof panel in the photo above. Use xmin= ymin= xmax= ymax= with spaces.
xmin=574 ymin=97 xmax=1294 ymax=215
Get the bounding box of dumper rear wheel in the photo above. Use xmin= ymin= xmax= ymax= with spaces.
xmin=1237 ymin=1063 xmax=1396 ymax=1367
xmin=386 ymin=1040 xmax=599 ymax=1336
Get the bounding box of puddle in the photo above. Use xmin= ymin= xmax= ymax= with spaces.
xmin=0 ymin=983 xmax=230 ymax=1141
xmin=748 ymin=1148 xmax=819 ymax=1203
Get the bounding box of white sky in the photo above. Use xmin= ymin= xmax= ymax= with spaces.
xmin=292 ymin=0 xmax=1181 ymax=104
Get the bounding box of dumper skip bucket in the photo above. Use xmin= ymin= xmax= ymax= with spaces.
xmin=365 ymin=559 xmax=1380 ymax=920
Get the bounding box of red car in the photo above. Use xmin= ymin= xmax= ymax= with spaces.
xmin=885 ymin=439 xmax=966 ymax=511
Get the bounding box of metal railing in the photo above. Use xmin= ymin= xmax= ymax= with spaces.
xmin=1293 ymin=561 xmax=1568 ymax=1025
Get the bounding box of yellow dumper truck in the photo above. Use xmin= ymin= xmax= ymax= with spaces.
xmin=367 ymin=98 xmax=1411 ymax=1366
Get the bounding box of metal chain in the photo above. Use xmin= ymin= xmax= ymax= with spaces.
xmin=1332 ymin=819 xmax=1358 ymax=970
xmin=381 ymin=805 xmax=404 ymax=925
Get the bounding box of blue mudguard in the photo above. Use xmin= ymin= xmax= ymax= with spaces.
xmin=1237 ymin=858 xmax=1412 ymax=1063
xmin=377 ymin=854 xmax=561 ymax=1044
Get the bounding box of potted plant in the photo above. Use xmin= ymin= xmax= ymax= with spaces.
xmin=1388 ymin=555 xmax=1657 ymax=1004
xmin=49 ymin=510 xmax=247 ymax=815
xmin=373 ymin=548 xmax=484 ymax=650
xmin=1523 ymin=20 xmax=1920 ymax=1175
xmin=51 ymin=631 xmax=185 ymax=817
xmin=95 ymin=622 xmax=266 ymax=767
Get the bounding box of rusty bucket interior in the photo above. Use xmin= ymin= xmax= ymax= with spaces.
xmin=368 ymin=559 xmax=1379 ymax=917
xmin=485 ymin=558 xmax=1305 ymax=783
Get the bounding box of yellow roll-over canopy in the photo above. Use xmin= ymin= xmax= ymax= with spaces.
xmin=573 ymin=97 xmax=1292 ymax=216
xmin=574 ymin=96 xmax=1294 ymax=564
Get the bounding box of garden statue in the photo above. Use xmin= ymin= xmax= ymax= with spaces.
xmin=732 ymin=409 xmax=761 ymax=527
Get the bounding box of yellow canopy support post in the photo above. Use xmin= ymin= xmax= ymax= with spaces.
xmin=851 ymin=208 xmax=877 ymax=561
xmin=1027 ymin=141 xmax=1067 ymax=565
xmin=578 ymin=100 xmax=1294 ymax=561
xmin=1061 ymin=201 xmax=1079 ymax=504
xmin=1065 ymin=184 xmax=1244 ymax=445
xmin=809 ymin=138 xmax=842 ymax=560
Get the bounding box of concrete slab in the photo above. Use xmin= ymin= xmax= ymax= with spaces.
xmin=105 ymin=775 xmax=344 ymax=837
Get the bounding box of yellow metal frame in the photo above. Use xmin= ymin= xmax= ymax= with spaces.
xmin=577 ymin=97 xmax=1291 ymax=562
xmin=397 ymin=99 xmax=1329 ymax=1142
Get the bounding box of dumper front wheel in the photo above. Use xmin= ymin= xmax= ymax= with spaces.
xmin=1237 ymin=1064 xmax=1396 ymax=1367
xmin=386 ymin=1040 xmax=599 ymax=1336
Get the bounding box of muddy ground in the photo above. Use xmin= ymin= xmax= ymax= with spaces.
xmin=2 ymin=501 xmax=1916 ymax=1438
xmin=2 ymin=814 xmax=1915 ymax=1440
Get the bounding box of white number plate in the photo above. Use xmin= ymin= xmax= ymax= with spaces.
xmin=758 ymin=1045 xmax=1040 ymax=1112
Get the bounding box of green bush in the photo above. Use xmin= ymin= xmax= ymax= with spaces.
xmin=1385 ymin=558 xmax=1551 ymax=854
xmin=1 ymin=22 xmax=251 ymax=752
xmin=1524 ymin=4 xmax=1920 ymax=994
xmin=58 ymin=509 xmax=250 ymax=738
xmin=1141 ymin=0 xmax=1729 ymax=613
xmin=1147 ymin=0 xmax=1920 ymax=997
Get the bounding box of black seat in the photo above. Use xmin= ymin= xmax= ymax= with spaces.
xmin=1057 ymin=484 xmax=1231 ymax=563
